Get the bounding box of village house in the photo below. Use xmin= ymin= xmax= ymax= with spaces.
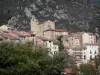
xmin=63 ymin=32 xmax=99 ymax=64
xmin=0 ymin=25 xmax=35 ymax=44
xmin=35 ymin=36 xmax=59 ymax=56
xmin=0 ymin=17 xmax=99 ymax=64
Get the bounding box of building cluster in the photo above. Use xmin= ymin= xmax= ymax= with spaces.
xmin=30 ymin=16 xmax=99 ymax=64
xmin=0 ymin=16 xmax=99 ymax=64
xmin=62 ymin=32 xmax=99 ymax=64
xmin=0 ymin=25 xmax=35 ymax=43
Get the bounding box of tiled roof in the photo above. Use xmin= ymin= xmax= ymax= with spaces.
xmin=1 ymin=34 xmax=10 ymax=38
xmin=0 ymin=35 xmax=3 ymax=39
xmin=1 ymin=34 xmax=17 ymax=40
xmin=45 ymin=28 xmax=67 ymax=32
xmin=11 ymin=32 xmax=26 ymax=37
xmin=8 ymin=32 xmax=18 ymax=38
xmin=64 ymin=68 xmax=78 ymax=73
xmin=22 ymin=31 xmax=31 ymax=37
xmin=12 ymin=31 xmax=35 ymax=37
xmin=45 ymin=28 xmax=55 ymax=31
xmin=55 ymin=29 xmax=67 ymax=32
xmin=87 ymin=32 xmax=94 ymax=35
xmin=36 ymin=36 xmax=52 ymax=41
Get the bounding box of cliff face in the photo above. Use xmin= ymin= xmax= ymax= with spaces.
xmin=0 ymin=0 xmax=100 ymax=34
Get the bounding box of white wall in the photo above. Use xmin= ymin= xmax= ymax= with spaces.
xmin=83 ymin=45 xmax=99 ymax=63
xmin=0 ymin=25 xmax=9 ymax=31
xmin=45 ymin=41 xmax=59 ymax=56
xmin=82 ymin=33 xmax=90 ymax=44
xmin=82 ymin=33 xmax=96 ymax=44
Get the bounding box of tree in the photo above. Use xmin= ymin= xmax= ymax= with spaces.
xmin=70 ymin=64 xmax=79 ymax=72
xmin=53 ymin=50 xmax=75 ymax=71
xmin=79 ymin=63 xmax=96 ymax=75
xmin=0 ymin=42 xmax=53 ymax=75
xmin=0 ymin=41 xmax=75 ymax=75
xmin=94 ymin=54 xmax=100 ymax=75
xmin=57 ymin=36 xmax=64 ymax=51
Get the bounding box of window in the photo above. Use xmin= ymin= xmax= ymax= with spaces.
xmin=43 ymin=33 xmax=44 ymax=36
xmin=50 ymin=44 xmax=51 ymax=47
xmin=91 ymin=41 xmax=93 ymax=43
xmin=91 ymin=37 xmax=92 ymax=39
xmin=45 ymin=42 xmax=47 ymax=46
xmin=84 ymin=55 xmax=86 ymax=59
xmin=47 ymin=48 xmax=51 ymax=52
xmin=55 ymin=47 xmax=56 ymax=49
xmin=90 ymin=55 xmax=92 ymax=60
xmin=0 ymin=38 xmax=3 ymax=41
xmin=48 ymin=25 xmax=51 ymax=28
xmin=49 ymin=41 xmax=51 ymax=43
xmin=8 ymin=28 xmax=10 ymax=30
xmin=90 ymin=51 xmax=92 ymax=54
xmin=76 ymin=56 xmax=80 ymax=59
xmin=94 ymin=51 xmax=96 ymax=54
xmin=54 ymin=51 xmax=57 ymax=55
xmin=95 ymin=56 xmax=96 ymax=59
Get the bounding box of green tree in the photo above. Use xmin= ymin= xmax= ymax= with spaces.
xmin=94 ymin=54 xmax=100 ymax=75
xmin=53 ymin=50 xmax=75 ymax=71
xmin=57 ymin=36 xmax=64 ymax=51
xmin=0 ymin=41 xmax=75 ymax=75
xmin=0 ymin=42 xmax=53 ymax=75
xmin=70 ymin=64 xmax=79 ymax=72
xmin=79 ymin=63 xmax=96 ymax=75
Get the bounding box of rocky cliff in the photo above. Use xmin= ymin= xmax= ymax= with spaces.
xmin=0 ymin=0 xmax=100 ymax=34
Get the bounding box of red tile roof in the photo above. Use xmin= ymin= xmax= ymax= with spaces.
xmin=45 ymin=28 xmax=56 ymax=31
xmin=8 ymin=32 xmax=18 ymax=38
xmin=36 ymin=36 xmax=52 ymax=41
xmin=64 ymin=68 xmax=78 ymax=74
xmin=45 ymin=28 xmax=67 ymax=32
xmin=64 ymin=68 xmax=73 ymax=73
xmin=11 ymin=31 xmax=34 ymax=37
xmin=22 ymin=32 xmax=31 ymax=37
xmin=88 ymin=32 xmax=94 ymax=35
xmin=1 ymin=34 xmax=18 ymax=40
xmin=11 ymin=32 xmax=26 ymax=37
xmin=1 ymin=34 xmax=10 ymax=38
xmin=0 ymin=35 xmax=3 ymax=39
xmin=55 ymin=29 xmax=66 ymax=32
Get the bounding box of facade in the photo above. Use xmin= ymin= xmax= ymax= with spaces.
xmin=82 ymin=32 xmax=97 ymax=44
xmin=0 ymin=25 xmax=16 ymax=31
xmin=83 ymin=44 xmax=99 ymax=63
xmin=31 ymin=16 xmax=68 ymax=40
xmin=63 ymin=32 xmax=99 ymax=64
xmin=0 ymin=17 xmax=99 ymax=62
xmin=44 ymin=28 xmax=68 ymax=40
xmin=74 ymin=44 xmax=99 ymax=64
xmin=36 ymin=36 xmax=59 ymax=56
xmin=45 ymin=41 xmax=59 ymax=56
xmin=30 ymin=16 xmax=55 ymax=37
